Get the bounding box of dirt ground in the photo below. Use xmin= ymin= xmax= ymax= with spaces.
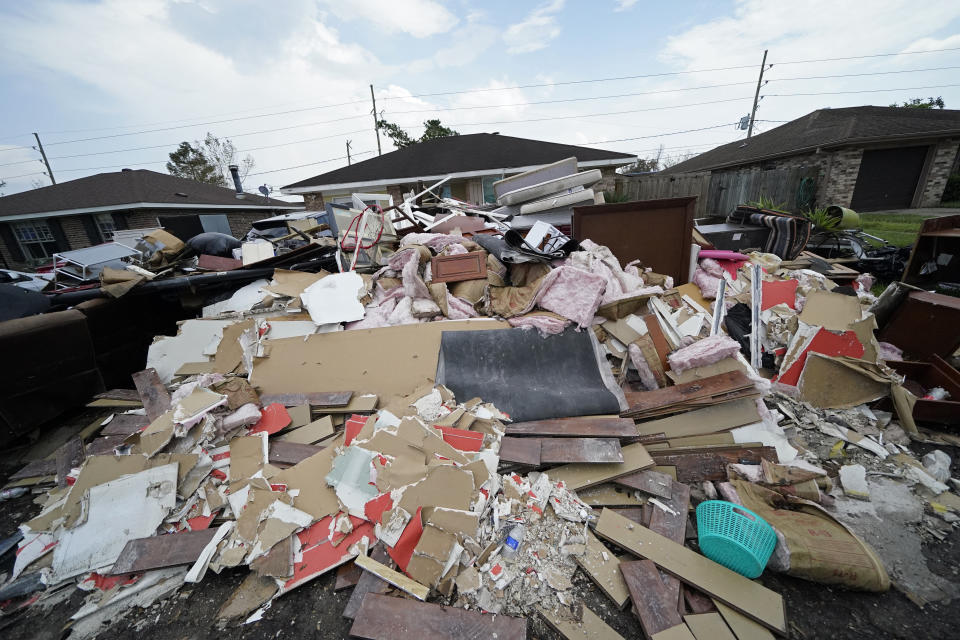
xmin=2 ymin=408 xmax=959 ymax=640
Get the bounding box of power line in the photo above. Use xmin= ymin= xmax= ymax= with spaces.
xmin=765 ymin=82 xmax=960 ymax=97
xmin=581 ymin=122 xmax=740 ymax=145
xmin=767 ymin=65 xmax=960 ymax=83
xmin=772 ymin=45 xmax=960 ymax=66
xmin=246 ymin=151 xmax=373 ymax=177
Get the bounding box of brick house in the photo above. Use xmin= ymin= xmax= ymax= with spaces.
xmin=664 ymin=106 xmax=960 ymax=212
xmin=0 ymin=169 xmax=302 ymax=269
xmin=280 ymin=133 xmax=636 ymax=208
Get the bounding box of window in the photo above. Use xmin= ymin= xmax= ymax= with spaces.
xmin=95 ymin=213 xmax=116 ymax=241
xmin=481 ymin=175 xmax=502 ymax=204
xmin=13 ymin=221 xmax=59 ymax=260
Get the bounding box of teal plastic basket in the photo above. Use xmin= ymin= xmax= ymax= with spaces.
xmin=695 ymin=500 xmax=776 ymax=578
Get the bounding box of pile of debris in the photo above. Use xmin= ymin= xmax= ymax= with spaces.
xmin=2 ymin=159 xmax=959 ymax=640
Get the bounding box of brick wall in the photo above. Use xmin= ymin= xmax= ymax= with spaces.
xmin=918 ymin=138 xmax=960 ymax=206
xmin=125 ymin=210 xmax=161 ymax=229
xmin=61 ymin=216 xmax=94 ymax=249
xmin=820 ymin=148 xmax=864 ymax=207
xmin=226 ymin=211 xmax=266 ymax=239
xmin=0 ymin=234 xmax=19 ymax=269
xmin=303 ymin=193 xmax=325 ymax=210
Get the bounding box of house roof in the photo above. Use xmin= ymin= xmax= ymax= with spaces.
xmin=665 ymin=106 xmax=960 ymax=174
xmin=0 ymin=169 xmax=302 ymax=221
xmin=281 ymin=133 xmax=636 ymax=193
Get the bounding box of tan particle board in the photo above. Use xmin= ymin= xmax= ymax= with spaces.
xmin=651 ymin=624 xmax=698 ymax=640
xmin=548 ymin=443 xmax=654 ymax=491
xmin=684 ymin=613 xmax=737 ymax=640
xmin=713 ymin=601 xmax=775 ymax=640
xmin=635 ymin=399 xmax=760 ymax=438
xmin=594 ymin=509 xmax=786 ymax=635
xmin=354 ymin=552 xmax=429 ymax=600
xmin=539 ymin=604 xmax=625 ymax=639
xmin=276 ymin=416 xmax=335 ymax=444
xmin=574 ymin=529 xmax=630 ymax=609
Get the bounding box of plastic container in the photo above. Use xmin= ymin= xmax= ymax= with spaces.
xmin=696 ymin=500 xmax=777 ymax=579
xmin=501 ymin=524 xmax=525 ymax=560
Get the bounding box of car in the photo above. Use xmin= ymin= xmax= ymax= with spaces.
xmin=0 ymin=268 xmax=53 ymax=292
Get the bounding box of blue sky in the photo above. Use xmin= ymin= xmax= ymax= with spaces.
xmin=1 ymin=0 xmax=959 ymax=197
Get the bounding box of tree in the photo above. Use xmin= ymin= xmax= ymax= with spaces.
xmin=376 ymin=118 xmax=459 ymax=149
xmin=890 ymin=96 xmax=945 ymax=109
xmin=166 ymin=133 xmax=254 ymax=186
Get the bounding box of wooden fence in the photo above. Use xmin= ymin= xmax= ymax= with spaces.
xmin=613 ymin=166 xmax=820 ymax=218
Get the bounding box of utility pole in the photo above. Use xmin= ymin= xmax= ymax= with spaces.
xmin=747 ymin=49 xmax=768 ymax=139
xmin=33 ymin=132 xmax=56 ymax=184
xmin=346 ymin=140 xmax=352 ymax=165
xmin=370 ymin=84 xmax=382 ymax=156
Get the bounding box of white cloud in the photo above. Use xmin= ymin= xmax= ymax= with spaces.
xmin=502 ymin=0 xmax=565 ymax=54
xmin=319 ymin=0 xmax=458 ymax=39
xmin=902 ymin=33 xmax=960 ymax=53
xmin=407 ymin=22 xmax=500 ymax=73
xmin=614 ymin=0 xmax=639 ymax=11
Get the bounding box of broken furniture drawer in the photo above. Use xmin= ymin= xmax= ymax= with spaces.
xmin=888 ymin=355 xmax=960 ymax=426
xmin=696 ymin=223 xmax=771 ymax=253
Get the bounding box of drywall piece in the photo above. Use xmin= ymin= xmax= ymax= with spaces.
xmin=264 ymin=269 xmax=328 ymax=298
xmin=397 ymin=466 xmax=475 ymax=514
xmin=574 ymin=529 xmax=630 ymax=608
xmin=713 ymin=600 xmax=775 ymax=640
xmin=259 ymin=391 xmax=354 ymax=407
xmin=109 ymin=528 xmax=218 ymax=575
xmin=355 ymin=552 xmax=429 ymax=600
xmin=594 ymin=509 xmax=786 ymax=635
xmin=493 ymin=156 xmax=578 ymax=201
xmin=327 ymin=446 xmax=379 ymax=517
xmin=202 ymin=279 xmax=269 ymax=317
xmin=797 ymin=354 xmax=890 ymax=410
xmin=300 ymin=271 xmax=366 ymax=325
xmin=431 ymin=251 xmax=488 ymax=283
xmin=251 ymin=320 xmax=508 ymax=398
xmin=539 ymin=604 xmax=625 ymax=639
xmin=51 ymin=463 xmax=178 ymax=582
xmin=185 ymin=522 xmax=233 ymax=583
xmin=230 ymin=434 xmax=268 ymax=482
xmin=241 ymin=241 xmax=275 ymax=265
xmin=684 ymin=613 xmax=737 ymax=640
xmin=281 ymin=516 xmax=375 ymax=594
xmin=798 ymin=290 xmax=861 ymax=331
xmin=548 ymin=443 xmax=655 ymax=491
xmin=635 ymin=399 xmax=761 ymax=439
xmin=620 ymin=559 xmax=684 ymax=637
xmin=505 ymin=416 xmax=637 ymax=438
xmin=520 ymin=188 xmax=596 ymax=215
xmin=350 ymin=593 xmax=527 ymax=639
xmin=146 ymin=319 xmax=236 ymax=383
xmin=277 ymin=416 xmax=335 ymax=444
xmin=540 ymin=438 xmax=624 ymax=464
xmin=131 ymin=368 xmax=172 ymax=422
xmin=839 ymin=464 xmax=871 ymax=501
xmin=498 ymin=169 xmax=602 ymax=205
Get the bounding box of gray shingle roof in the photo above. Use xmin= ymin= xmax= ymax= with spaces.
xmin=282 ymin=133 xmax=635 ymax=190
xmin=0 ymin=169 xmax=301 ymax=218
xmin=665 ymin=106 xmax=960 ymax=174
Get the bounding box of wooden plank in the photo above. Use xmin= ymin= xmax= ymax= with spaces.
xmin=651 ymin=625 xmax=697 ymax=640
xmin=594 ymin=509 xmax=786 ymax=635
xmin=343 ymin=544 xmax=391 ymax=619
xmin=354 ymin=552 xmax=429 ymax=601
xmin=615 ymin=469 xmax=674 ymax=498
xmin=541 ymin=438 xmax=623 ymax=464
xmin=268 ymin=441 xmax=323 ymax=466
xmin=635 ymin=399 xmax=760 ymax=438
xmin=276 ymin=416 xmax=335 ymax=444
xmin=622 ymin=371 xmax=753 ymax=418
xmin=540 ymin=604 xmax=624 ymax=639
xmin=335 ymin=561 xmax=362 ymax=590
xmin=620 ymin=559 xmax=684 ymax=638
xmin=577 ymin=484 xmax=646 ymax=507
xmin=547 ymin=443 xmax=654 ymax=491
xmin=649 ymin=446 xmax=778 ymax=484
xmin=198 ymin=254 xmax=242 ymax=271
xmin=109 ymin=528 xmax=218 ymax=575
xmin=648 ymin=479 xmax=691 ymax=619
xmin=499 ymin=437 xmax=542 ymax=466
xmin=350 ymin=593 xmax=526 ymax=640
xmin=94 ymin=388 xmax=141 ymax=401
xmin=505 ymin=416 xmax=637 ymax=438
xmin=609 ymin=506 xmax=649 ymax=526
xmin=259 ymin=391 xmax=353 ymax=407
xmin=574 ymin=529 xmax=630 ymax=609
xmin=10 ymin=458 xmax=57 ymax=481
xmin=100 ymin=413 xmax=150 ymax=436
xmin=86 ymin=398 xmax=142 ymax=408
xmin=312 ymin=393 xmax=378 ymax=414
xmin=85 ymin=435 xmax=127 ymax=456
xmin=713 ymin=600 xmax=775 ymax=640
xmin=685 ymin=613 xmax=737 ymax=640
xmin=131 ymin=368 xmax=172 ymax=422
xmin=430 ymin=251 xmax=487 ymax=283
xmin=683 ymin=587 xmax=716 ymax=614
xmin=56 ymin=437 xmax=85 ymax=488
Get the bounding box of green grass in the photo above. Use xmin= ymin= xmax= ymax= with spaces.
xmin=858 ymin=213 xmax=925 ymax=247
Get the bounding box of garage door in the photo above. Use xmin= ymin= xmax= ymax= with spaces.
xmin=850 ymin=146 xmax=929 ymax=211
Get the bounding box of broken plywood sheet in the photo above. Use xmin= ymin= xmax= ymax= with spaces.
xmin=355 ymin=552 xmax=429 ymax=600
xmin=251 ymin=320 xmax=508 ymax=399
xmin=276 ymin=416 xmax=335 ymax=444
xmin=577 ymin=484 xmax=645 ymax=507
xmin=505 ymin=416 xmax=638 ymax=438
xmin=594 ymin=509 xmax=786 ymax=635
xmin=350 ymin=593 xmax=527 ymax=640
xmin=574 ymin=529 xmax=630 ymax=609
xmin=714 ymin=600 xmax=775 ymax=640
xmin=131 ymin=368 xmax=172 ymax=421
xmin=51 ymin=463 xmax=178 ymax=582
xmin=541 ymin=438 xmax=623 ymax=464
xmin=798 ymin=290 xmax=861 ymax=331
xmin=548 ymin=443 xmax=654 ymax=491
xmin=620 ymin=559 xmax=684 ymax=638
xmin=635 ymin=399 xmax=760 ymax=438
xmin=540 ymin=605 xmax=624 ymax=639
xmin=269 ymin=439 xmax=342 ymax=521
xmin=684 ymin=613 xmax=737 ymax=640
xmin=397 ymin=466 xmax=475 ymax=514
xmin=797 ymin=354 xmax=890 ymax=409
xmin=109 ymin=528 xmax=218 ymax=575
xmin=259 ymin=391 xmax=354 ymax=407
xmin=615 ymin=469 xmax=674 ymax=499
xmin=147 ymin=319 xmax=236 ymax=383
xmin=666 ymin=357 xmax=747 ymax=385
xmin=499 ymin=436 xmax=542 ymax=466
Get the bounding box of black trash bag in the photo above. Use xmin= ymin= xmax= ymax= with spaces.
xmin=0 ymin=283 xmax=50 ymax=322
xmin=186 ymin=232 xmax=242 ymax=258
xmin=724 ymin=302 xmax=752 ymax=357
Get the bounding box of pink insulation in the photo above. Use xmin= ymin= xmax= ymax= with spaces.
xmin=535 ymin=265 xmax=607 ymax=328
xmin=446 ymin=293 xmax=479 ymax=319
xmin=692 ymin=267 xmax=721 ymax=299
xmin=401 ymin=233 xmax=466 ymax=252
xmin=666 ymin=334 xmax=741 ymax=374
xmin=443 ymin=243 xmax=469 ymax=256
xmin=507 ymin=314 xmax=571 ymax=335
xmin=628 ymin=343 xmax=660 ymax=391
xmin=878 ymin=341 xmax=903 ymax=362
xmin=699 ymin=258 xmax=725 ymax=278
xmin=401 ymin=250 xmax=432 ymax=300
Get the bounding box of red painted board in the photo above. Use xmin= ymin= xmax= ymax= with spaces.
xmin=761 ymin=279 xmax=798 ymax=310
xmin=776 ymin=328 xmax=864 ymax=386
xmin=387 ymin=506 xmax=423 ymax=572
xmin=283 ymin=519 xmax=375 ymax=593
xmin=364 ymin=493 xmax=394 ymax=525
xmin=345 ymin=414 xmax=368 ymax=446
xmin=433 ymin=425 xmax=484 ymax=452
xmin=248 ymin=403 xmax=291 ymax=435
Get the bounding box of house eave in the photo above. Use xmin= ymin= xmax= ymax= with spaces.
xmin=0 ymin=201 xmax=303 ymax=222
